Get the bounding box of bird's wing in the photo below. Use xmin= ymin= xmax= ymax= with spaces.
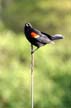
xmin=30 ymin=31 xmax=51 ymax=44
xmin=30 ymin=32 xmax=40 ymax=38
xmin=41 ymin=32 xmax=52 ymax=40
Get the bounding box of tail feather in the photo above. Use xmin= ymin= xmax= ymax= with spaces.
xmin=51 ymin=34 xmax=64 ymax=40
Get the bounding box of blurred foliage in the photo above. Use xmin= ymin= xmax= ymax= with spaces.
xmin=0 ymin=0 xmax=71 ymax=108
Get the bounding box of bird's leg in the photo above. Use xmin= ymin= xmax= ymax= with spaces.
xmin=31 ymin=47 xmax=39 ymax=54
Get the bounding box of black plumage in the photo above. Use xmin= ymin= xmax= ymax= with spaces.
xmin=24 ymin=23 xmax=64 ymax=53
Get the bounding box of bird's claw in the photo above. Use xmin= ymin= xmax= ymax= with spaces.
xmin=31 ymin=47 xmax=39 ymax=54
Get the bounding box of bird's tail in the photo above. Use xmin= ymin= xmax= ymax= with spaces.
xmin=51 ymin=34 xmax=64 ymax=40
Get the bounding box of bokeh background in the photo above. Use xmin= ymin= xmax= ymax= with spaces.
xmin=0 ymin=0 xmax=71 ymax=108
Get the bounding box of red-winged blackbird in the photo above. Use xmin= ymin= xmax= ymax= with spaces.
xmin=24 ymin=23 xmax=64 ymax=53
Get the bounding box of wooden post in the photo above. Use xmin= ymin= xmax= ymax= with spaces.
xmin=31 ymin=44 xmax=34 ymax=108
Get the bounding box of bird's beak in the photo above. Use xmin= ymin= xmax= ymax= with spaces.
xmin=25 ymin=24 xmax=29 ymax=27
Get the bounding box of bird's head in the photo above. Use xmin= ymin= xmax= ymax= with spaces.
xmin=24 ymin=23 xmax=32 ymax=34
xmin=25 ymin=23 xmax=32 ymax=28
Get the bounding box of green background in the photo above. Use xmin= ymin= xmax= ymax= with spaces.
xmin=0 ymin=0 xmax=71 ymax=108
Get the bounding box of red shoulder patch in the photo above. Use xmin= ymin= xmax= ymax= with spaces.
xmin=31 ymin=32 xmax=39 ymax=38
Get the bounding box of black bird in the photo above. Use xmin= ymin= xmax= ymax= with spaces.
xmin=24 ymin=23 xmax=64 ymax=53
